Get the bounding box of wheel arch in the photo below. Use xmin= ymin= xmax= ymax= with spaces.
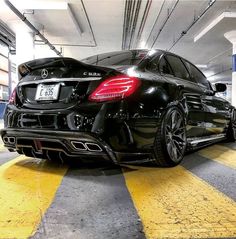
xmin=160 ymin=100 xmax=188 ymax=125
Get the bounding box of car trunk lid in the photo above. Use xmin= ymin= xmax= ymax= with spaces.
xmin=16 ymin=57 xmax=116 ymax=110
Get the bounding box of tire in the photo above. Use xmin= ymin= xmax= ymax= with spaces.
xmin=153 ymin=106 xmax=187 ymax=167
xmin=226 ymin=114 xmax=236 ymax=142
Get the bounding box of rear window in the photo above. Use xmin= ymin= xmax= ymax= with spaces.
xmin=165 ymin=55 xmax=190 ymax=80
xmin=81 ymin=50 xmax=148 ymax=66
xmin=184 ymin=60 xmax=210 ymax=89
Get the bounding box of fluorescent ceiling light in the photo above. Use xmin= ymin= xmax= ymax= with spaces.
xmin=10 ymin=0 xmax=68 ymax=10
xmin=194 ymin=12 xmax=236 ymax=42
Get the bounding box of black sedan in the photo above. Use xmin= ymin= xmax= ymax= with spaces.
xmin=1 ymin=49 xmax=235 ymax=166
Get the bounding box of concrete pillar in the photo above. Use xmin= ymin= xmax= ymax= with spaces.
xmin=16 ymin=30 xmax=35 ymax=66
xmin=224 ymin=30 xmax=236 ymax=107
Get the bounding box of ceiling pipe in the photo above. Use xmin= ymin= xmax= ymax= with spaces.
xmin=122 ymin=0 xmax=142 ymax=50
xmin=0 ymin=34 xmax=14 ymax=48
xmin=168 ymin=0 xmax=216 ymax=51
xmin=150 ymin=0 xmax=179 ymax=49
xmin=128 ymin=0 xmax=142 ymax=49
xmin=0 ymin=20 xmax=15 ymax=48
xmin=35 ymin=40 xmax=97 ymax=48
xmin=135 ymin=0 xmax=152 ymax=48
xmin=122 ymin=0 xmax=128 ymax=50
xmin=124 ymin=0 xmax=132 ymax=49
xmin=145 ymin=0 xmax=166 ymax=48
xmin=122 ymin=0 xmax=133 ymax=50
xmin=126 ymin=0 xmax=136 ymax=49
xmin=4 ymin=0 xmax=62 ymax=56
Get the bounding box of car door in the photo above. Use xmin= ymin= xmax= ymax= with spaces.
xmin=184 ymin=61 xmax=230 ymax=136
xmin=162 ymin=54 xmax=206 ymax=138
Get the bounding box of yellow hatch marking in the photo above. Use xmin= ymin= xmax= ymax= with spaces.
xmin=0 ymin=156 xmax=67 ymax=238
xmin=199 ymin=145 xmax=236 ymax=169
xmin=0 ymin=144 xmax=6 ymax=152
xmin=123 ymin=165 xmax=236 ymax=239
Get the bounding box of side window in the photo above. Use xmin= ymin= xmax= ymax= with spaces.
xmin=184 ymin=61 xmax=210 ymax=89
xmin=165 ymin=55 xmax=189 ymax=80
xmin=145 ymin=56 xmax=160 ymax=73
xmin=159 ymin=57 xmax=174 ymax=75
xmin=146 ymin=55 xmax=174 ymax=76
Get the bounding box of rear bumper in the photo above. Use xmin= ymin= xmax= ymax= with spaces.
xmin=1 ymin=128 xmax=152 ymax=163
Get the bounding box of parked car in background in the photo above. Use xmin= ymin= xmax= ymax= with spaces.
xmin=1 ymin=49 xmax=235 ymax=166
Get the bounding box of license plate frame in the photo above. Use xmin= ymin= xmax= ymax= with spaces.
xmin=35 ymin=83 xmax=60 ymax=101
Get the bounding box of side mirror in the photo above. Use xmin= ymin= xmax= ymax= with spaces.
xmin=215 ymin=83 xmax=227 ymax=92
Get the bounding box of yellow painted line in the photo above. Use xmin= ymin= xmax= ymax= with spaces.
xmin=0 ymin=144 xmax=5 ymax=151
xmin=123 ymin=165 xmax=236 ymax=239
xmin=0 ymin=155 xmax=68 ymax=238
xmin=199 ymin=145 xmax=236 ymax=169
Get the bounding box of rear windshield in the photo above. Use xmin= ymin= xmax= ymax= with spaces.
xmin=81 ymin=50 xmax=148 ymax=66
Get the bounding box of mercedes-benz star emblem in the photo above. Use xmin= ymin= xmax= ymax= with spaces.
xmin=41 ymin=69 xmax=48 ymax=79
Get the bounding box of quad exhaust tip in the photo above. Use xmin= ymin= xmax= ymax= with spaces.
xmin=71 ymin=141 xmax=102 ymax=152
xmin=2 ymin=137 xmax=103 ymax=152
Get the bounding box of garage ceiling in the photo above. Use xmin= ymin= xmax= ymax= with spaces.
xmin=0 ymin=0 xmax=236 ymax=83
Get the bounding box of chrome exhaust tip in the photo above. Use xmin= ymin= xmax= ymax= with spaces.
xmin=2 ymin=136 xmax=8 ymax=144
xmin=85 ymin=142 xmax=102 ymax=152
xmin=71 ymin=141 xmax=87 ymax=151
xmin=3 ymin=136 xmax=15 ymax=145
xmin=9 ymin=137 xmax=16 ymax=144
xmin=70 ymin=141 xmax=103 ymax=152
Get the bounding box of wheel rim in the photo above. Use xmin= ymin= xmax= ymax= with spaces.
xmin=165 ymin=110 xmax=186 ymax=163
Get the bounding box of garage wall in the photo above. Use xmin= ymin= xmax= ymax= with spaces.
xmin=0 ymin=50 xmax=9 ymax=101
xmin=0 ymin=44 xmax=9 ymax=119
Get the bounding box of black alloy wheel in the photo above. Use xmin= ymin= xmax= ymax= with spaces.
xmin=153 ymin=106 xmax=187 ymax=167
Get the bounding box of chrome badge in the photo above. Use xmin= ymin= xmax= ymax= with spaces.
xmin=41 ymin=69 xmax=48 ymax=79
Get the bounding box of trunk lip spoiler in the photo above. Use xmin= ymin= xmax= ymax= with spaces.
xmin=18 ymin=77 xmax=102 ymax=86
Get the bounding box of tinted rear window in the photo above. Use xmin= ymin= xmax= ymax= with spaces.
xmin=165 ymin=55 xmax=190 ymax=80
xmin=81 ymin=50 xmax=148 ymax=66
xmin=183 ymin=60 xmax=210 ymax=89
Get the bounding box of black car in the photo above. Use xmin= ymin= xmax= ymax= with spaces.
xmin=1 ymin=50 xmax=236 ymax=166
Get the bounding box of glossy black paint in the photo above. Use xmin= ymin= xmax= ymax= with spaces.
xmin=1 ymin=50 xmax=235 ymax=163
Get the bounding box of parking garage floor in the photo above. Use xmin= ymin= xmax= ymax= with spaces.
xmin=0 ymin=128 xmax=235 ymax=239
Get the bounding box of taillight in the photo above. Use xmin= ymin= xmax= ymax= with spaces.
xmin=89 ymin=75 xmax=141 ymax=102
xmin=9 ymin=88 xmax=16 ymax=105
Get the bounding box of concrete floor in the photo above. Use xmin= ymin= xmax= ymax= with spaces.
xmin=0 ymin=127 xmax=235 ymax=238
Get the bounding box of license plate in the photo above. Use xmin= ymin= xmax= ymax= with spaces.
xmin=35 ymin=84 xmax=60 ymax=101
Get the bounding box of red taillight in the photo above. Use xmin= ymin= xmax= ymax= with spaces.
xmin=89 ymin=75 xmax=141 ymax=102
xmin=9 ymin=88 xmax=16 ymax=105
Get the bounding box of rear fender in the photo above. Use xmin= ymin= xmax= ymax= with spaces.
xmin=164 ymin=100 xmax=188 ymax=124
